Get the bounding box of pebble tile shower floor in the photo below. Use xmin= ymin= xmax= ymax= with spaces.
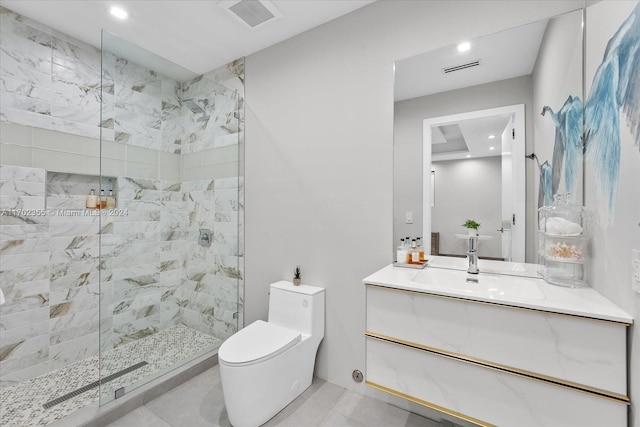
xmin=0 ymin=325 xmax=220 ymax=426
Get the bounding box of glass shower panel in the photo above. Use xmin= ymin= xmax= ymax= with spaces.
xmin=99 ymin=31 xmax=240 ymax=405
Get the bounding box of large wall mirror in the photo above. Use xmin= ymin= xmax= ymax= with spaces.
xmin=393 ymin=7 xmax=585 ymax=266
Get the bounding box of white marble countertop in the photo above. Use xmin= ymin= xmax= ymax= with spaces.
xmin=363 ymin=258 xmax=633 ymax=324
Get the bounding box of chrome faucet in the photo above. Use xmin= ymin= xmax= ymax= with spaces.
xmin=467 ymin=236 xmax=479 ymax=274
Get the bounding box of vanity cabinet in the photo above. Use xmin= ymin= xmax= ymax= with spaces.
xmin=364 ymin=270 xmax=632 ymax=427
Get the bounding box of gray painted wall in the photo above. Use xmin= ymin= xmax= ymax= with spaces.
xmin=244 ymin=0 xmax=585 ymax=402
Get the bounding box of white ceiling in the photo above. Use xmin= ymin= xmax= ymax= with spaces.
xmin=394 ymin=18 xmax=548 ymax=102
xmin=394 ymin=18 xmax=549 ymax=162
xmin=431 ymin=114 xmax=512 ymax=162
xmin=0 ymin=0 xmax=374 ymax=75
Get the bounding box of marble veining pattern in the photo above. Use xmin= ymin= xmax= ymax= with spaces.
xmin=367 ymin=285 xmax=627 ymax=395
xmin=1 ymin=5 xmax=244 ymax=421
xmin=1 ymin=166 xmax=242 ymax=389
xmin=367 ymin=337 xmax=626 ymax=426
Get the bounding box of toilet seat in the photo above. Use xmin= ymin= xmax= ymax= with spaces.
xmin=219 ymin=320 xmax=301 ymax=367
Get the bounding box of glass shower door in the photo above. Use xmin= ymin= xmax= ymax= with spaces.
xmin=99 ymin=30 xmax=241 ymax=404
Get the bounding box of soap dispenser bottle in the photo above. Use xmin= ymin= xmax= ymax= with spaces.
xmin=86 ymin=189 xmax=97 ymax=209
xmin=405 ymin=237 xmax=412 ymax=263
xmin=416 ymin=237 xmax=425 ymax=261
xmin=397 ymin=238 xmax=407 ymax=264
xmin=106 ymin=189 xmax=116 ymax=209
xmin=99 ymin=189 xmax=107 ymax=209
xmin=410 ymin=239 xmax=420 ymax=264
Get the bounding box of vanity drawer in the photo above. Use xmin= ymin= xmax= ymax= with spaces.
xmin=366 ymin=336 xmax=627 ymax=427
xmin=366 ymin=284 xmax=627 ymax=396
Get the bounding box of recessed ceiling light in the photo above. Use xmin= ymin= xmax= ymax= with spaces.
xmin=466 ymin=154 xmax=471 ymax=158
xmin=489 ymin=146 xmax=495 ymax=150
xmin=110 ymin=6 xmax=128 ymax=20
xmin=457 ymin=42 xmax=471 ymax=52
xmin=488 ymin=134 xmax=495 ymax=139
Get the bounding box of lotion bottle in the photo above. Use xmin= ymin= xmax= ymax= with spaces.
xmin=99 ymin=189 xmax=107 ymax=209
xmin=417 ymin=237 xmax=425 ymax=261
xmin=106 ymin=189 xmax=116 ymax=209
xmin=397 ymin=238 xmax=407 ymax=264
xmin=411 ymin=239 xmax=420 ymax=263
xmin=86 ymin=189 xmax=97 ymax=209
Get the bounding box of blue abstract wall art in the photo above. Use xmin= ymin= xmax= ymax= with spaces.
xmin=585 ymin=2 xmax=640 ymax=222
xmin=539 ymin=3 xmax=639 ymax=223
xmin=541 ymin=95 xmax=584 ymax=198
xmin=538 ymin=160 xmax=553 ymax=207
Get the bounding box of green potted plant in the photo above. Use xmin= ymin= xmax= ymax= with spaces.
xmin=462 ymin=219 xmax=481 ymax=237
xmin=293 ymin=266 xmax=302 ymax=286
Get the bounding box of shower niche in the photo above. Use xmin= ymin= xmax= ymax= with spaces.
xmin=46 ymin=172 xmax=118 ymax=210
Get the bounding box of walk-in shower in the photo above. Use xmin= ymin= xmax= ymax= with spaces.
xmin=0 ymin=7 xmax=244 ymax=425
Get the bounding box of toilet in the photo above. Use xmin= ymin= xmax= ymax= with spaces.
xmin=218 ymin=280 xmax=325 ymax=427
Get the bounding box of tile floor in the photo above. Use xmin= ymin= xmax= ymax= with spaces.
xmin=0 ymin=325 xmax=220 ymax=426
xmin=104 ymin=365 xmax=443 ymax=427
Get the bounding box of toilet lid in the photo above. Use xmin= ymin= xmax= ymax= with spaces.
xmin=218 ymin=320 xmax=301 ymax=366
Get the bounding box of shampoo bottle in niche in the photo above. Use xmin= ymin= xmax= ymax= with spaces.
xmin=86 ymin=189 xmax=97 ymax=209
xmin=106 ymin=189 xmax=116 ymax=209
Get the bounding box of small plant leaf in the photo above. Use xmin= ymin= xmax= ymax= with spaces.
xmin=462 ymin=219 xmax=480 ymax=230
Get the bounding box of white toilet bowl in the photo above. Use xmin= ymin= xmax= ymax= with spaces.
xmin=219 ymin=281 xmax=325 ymax=427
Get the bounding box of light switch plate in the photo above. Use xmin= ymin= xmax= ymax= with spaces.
xmin=632 ymin=249 xmax=640 ymax=295
xmin=405 ymin=211 xmax=413 ymax=224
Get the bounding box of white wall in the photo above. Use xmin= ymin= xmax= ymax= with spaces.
xmin=244 ymin=0 xmax=585 ymax=399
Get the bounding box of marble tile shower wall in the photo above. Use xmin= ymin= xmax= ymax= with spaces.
xmin=0 ymin=166 xmax=52 ymax=388
xmin=181 ymin=76 xmax=240 ymax=154
xmin=1 ymin=6 xmax=242 ymax=157
xmin=0 ymin=6 xmax=178 ymax=153
xmin=0 ymin=8 xmax=102 ymax=139
xmin=0 ymin=167 xmax=243 ymax=388
xmin=99 ymin=177 xmax=185 ymax=353
xmin=0 ymin=6 xmax=244 ymax=389
xmin=178 ymin=177 xmax=243 ymax=340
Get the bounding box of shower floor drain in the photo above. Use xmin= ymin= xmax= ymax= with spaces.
xmin=42 ymin=361 xmax=149 ymax=409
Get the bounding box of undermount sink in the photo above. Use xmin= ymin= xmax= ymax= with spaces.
xmin=411 ymin=267 xmax=546 ymax=301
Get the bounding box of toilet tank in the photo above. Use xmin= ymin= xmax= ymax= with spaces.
xmin=268 ymin=281 xmax=325 ymax=338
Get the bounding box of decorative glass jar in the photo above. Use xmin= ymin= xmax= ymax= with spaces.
xmin=538 ymin=194 xmax=588 ymax=288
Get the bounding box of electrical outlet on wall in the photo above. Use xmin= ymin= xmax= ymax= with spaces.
xmin=632 ymin=249 xmax=640 ymax=295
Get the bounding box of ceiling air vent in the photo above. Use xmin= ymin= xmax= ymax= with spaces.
xmin=442 ymin=60 xmax=481 ymax=74
xmin=221 ymin=0 xmax=282 ymax=29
